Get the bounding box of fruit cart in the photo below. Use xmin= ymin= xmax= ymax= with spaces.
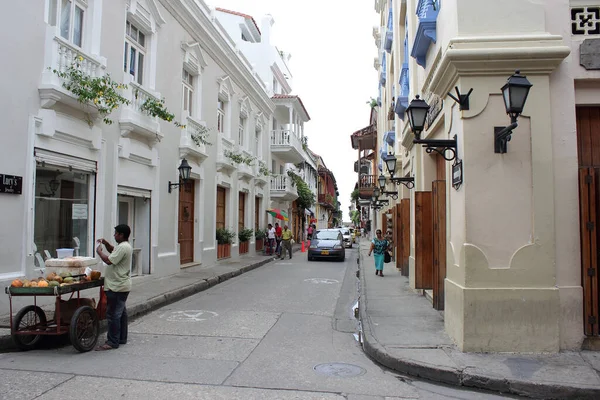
xmin=5 ymin=277 xmax=105 ymax=352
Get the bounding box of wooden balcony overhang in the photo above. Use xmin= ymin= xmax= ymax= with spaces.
xmin=351 ymin=124 xmax=377 ymax=150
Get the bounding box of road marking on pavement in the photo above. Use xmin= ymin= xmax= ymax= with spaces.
xmin=158 ymin=310 xmax=219 ymax=322
xmin=304 ymin=278 xmax=340 ymax=284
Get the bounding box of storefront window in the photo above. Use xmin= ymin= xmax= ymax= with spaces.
xmin=34 ymin=166 xmax=94 ymax=259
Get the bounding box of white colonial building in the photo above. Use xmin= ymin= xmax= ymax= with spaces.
xmin=0 ymin=0 xmax=323 ymax=312
xmin=215 ymin=8 xmax=318 ymax=237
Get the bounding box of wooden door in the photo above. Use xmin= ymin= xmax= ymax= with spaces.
xmin=415 ymin=191 xmax=433 ymax=289
xmin=395 ymin=203 xmax=401 ymax=270
xmin=400 ymin=199 xmax=410 ymax=276
xmin=178 ymin=181 xmax=194 ymax=264
xmin=432 ymin=180 xmax=447 ymax=310
xmin=255 ymin=196 xmax=260 ymax=233
xmin=238 ymin=192 xmax=246 ymax=233
xmin=579 ymin=168 xmax=599 ymax=335
xmin=216 ymin=187 xmax=226 ymax=229
xmin=577 ymin=107 xmax=600 ymax=336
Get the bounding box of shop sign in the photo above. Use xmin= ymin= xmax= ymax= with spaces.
xmin=0 ymin=174 xmax=22 ymax=195
xmin=72 ymin=204 xmax=88 ymax=220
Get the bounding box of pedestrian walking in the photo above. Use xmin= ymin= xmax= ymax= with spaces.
xmin=280 ymin=224 xmax=293 ymax=259
xmin=307 ymin=224 xmax=314 ymax=241
xmin=275 ymin=222 xmax=283 ymax=257
xmin=95 ymin=224 xmax=133 ymax=350
xmin=267 ymin=223 xmax=276 ymax=255
xmin=367 ymin=229 xmax=391 ymax=277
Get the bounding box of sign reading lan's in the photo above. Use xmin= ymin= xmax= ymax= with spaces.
xmin=0 ymin=174 xmax=23 ymax=195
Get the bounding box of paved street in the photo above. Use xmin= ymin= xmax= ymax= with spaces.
xmin=0 ymin=248 xmax=512 ymax=399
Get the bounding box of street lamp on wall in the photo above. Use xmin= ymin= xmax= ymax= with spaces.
xmin=168 ymin=158 xmax=192 ymax=193
xmin=378 ymin=175 xmax=399 ymax=200
xmin=408 ymin=95 xmax=458 ymax=162
xmin=495 ymin=70 xmax=533 ymax=153
xmin=383 ymin=153 xmax=415 ymax=189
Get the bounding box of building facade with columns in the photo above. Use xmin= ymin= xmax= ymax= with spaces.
xmin=366 ymin=0 xmax=600 ymax=352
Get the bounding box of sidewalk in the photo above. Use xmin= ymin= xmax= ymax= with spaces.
xmin=0 ymin=245 xmax=300 ymax=352
xmin=356 ymin=240 xmax=600 ymax=399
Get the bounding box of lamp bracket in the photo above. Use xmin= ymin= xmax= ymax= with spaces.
xmin=413 ymin=135 xmax=458 ymax=162
xmin=447 ymin=87 xmax=473 ymax=111
xmin=390 ymin=176 xmax=415 ymax=189
xmin=494 ymin=122 xmax=519 ymax=154
xmin=383 ymin=191 xmax=399 ymax=200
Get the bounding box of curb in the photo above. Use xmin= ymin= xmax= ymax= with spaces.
xmin=356 ymin=250 xmax=600 ymax=400
xmin=0 ymin=255 xmax=278 ymax=352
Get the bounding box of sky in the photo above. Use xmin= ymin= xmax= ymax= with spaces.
xmin=208 ymin=0 xmax=380 ymax=221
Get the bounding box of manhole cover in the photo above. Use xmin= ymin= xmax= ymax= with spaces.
xmin=313 ymin=363 xmax=366 ymax=377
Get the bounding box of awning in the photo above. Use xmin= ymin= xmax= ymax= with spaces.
xmin=305 ymin=208 xmax=314 ymax=216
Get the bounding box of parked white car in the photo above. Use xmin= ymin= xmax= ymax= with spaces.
xmin=340 ymin=228 xmax=353 ymax=248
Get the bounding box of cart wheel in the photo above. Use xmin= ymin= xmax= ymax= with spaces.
xmin=13 ymin=305 xmax=47 ymax=351
xmin=69 ymin=306 xmax=99 ymax=353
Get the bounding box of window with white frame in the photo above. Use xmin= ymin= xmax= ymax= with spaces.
xmin=124 ymin=21 xmax=146 ymax=85
xmin=255 ymin=129 xmax=261 ymax=158
xmin=182 ymin=69 xmax=194 ymax=115
xmin=238 ymin=116 xmax=246 ymax=147
xmin=49 ymin=0 xmax=86 ymax=48
xmin=217 ymin=100 xmax=226 ymax=134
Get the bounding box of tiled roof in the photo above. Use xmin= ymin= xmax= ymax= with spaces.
xmin=215 ymin=8 xmax=261 ymax=34
xmin=272 ymin=94 xmax=311 ymax=120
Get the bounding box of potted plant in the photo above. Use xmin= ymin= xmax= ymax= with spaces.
xmin=254 ymin=228 xmax=266 ymax=252
xmin=238 ymin=228 xmax=253 ymax=254
xmin=216 ymin=228 xmax=235 ymax=259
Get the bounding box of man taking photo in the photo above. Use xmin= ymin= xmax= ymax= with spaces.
xmin=95 ymin=224 xmax=132 ymax=351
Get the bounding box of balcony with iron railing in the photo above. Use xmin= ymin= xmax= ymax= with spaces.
xmin=270 ymin=129 xmax=304 ymax=164
xmin=358 ymin=174 xmax=377 ymax=199
xmin=270 ymin=174 xmax=298 ymax=201
xmin=318 ymin=193 xmax=335 ymax=209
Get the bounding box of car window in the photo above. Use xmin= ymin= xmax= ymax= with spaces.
xmin=316 ymin=230 xmax=341 ymax=240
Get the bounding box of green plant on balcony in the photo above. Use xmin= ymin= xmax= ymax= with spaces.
xmin=216 ymin=228 xmax=236 ymax=244
xmin=224 ymin=151 xmax=254 ymax=165
xmin=238 ymin=228 xmax=254 ymax=243
xmin=139 ymin=94 xmax=185 ymax=128
xmin=367 ymin=97 xmax=378 ymax=109
xmin=191 ymin=124 xmax=214 ymax=147
xmin=350 ymin=188 xmax=359 ymax=203
xmin=301 ymin=136 xmax=308 ymax=151
xmin=51 ymin=56 xmax=131 ymax=126
xmin=325 ymin=193 xmax=334 ymax=204
xmin=258 ymin=161 xmax=270 ymax=177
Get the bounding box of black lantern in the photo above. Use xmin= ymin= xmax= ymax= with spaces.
xmin=406 ymin=95 xmax=430 ymax=139
xmin=494 ymin=70 xmax=533 ymax=153
xmin=383 ymin=154 xmax=397 ymax=177
xmin=378 ymin=175 xmax=386 ymax=189
xmin=501 ymin=70 xmax=533 ymax=123
xmin=373 ymin=187 xmax=381 ymax=199
xmin=409 ymin=95 xmax=458 ymax=162
xmin=168 ymin=158 xmax=192 ymax=193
